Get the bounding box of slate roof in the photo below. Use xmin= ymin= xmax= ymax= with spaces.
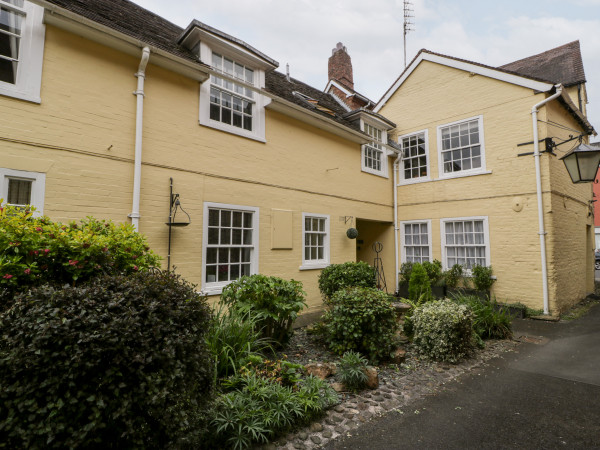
xmin=265 ymin=71 xmax=361 ymax=131
xmin=499 ymin=41 xmax=585 ymax=87
xmin=37 ymin=0 xmax=362 ymax=133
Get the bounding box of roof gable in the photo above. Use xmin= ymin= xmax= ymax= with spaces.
xmin=374 ymin=49 xmax=554 ymax=113
xmin=499 ymin=41 xmax=585 ymax=88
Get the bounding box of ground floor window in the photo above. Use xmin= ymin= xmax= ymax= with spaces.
xmin=301 ymin=213 xmax=329 ymax=269
xmin=401 ymin=220 xmax=432 ymax=263
xmin=441 ymin=216 xmax=489 ymax=270
xmin=202 ymin=202 xmax=259 ymax=294
xmin=0 ymin=167 xmax=45 ymax=215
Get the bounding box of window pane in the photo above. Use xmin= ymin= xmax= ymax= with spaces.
xmin=7 ymin=179 xmax=31 ymax=205
xmin=218 ymin=248 xmax=229 ymax=264
xmin=209 ymin=104 xmax=220 ymax=121
xmin=208 ymin=227 xmax=219 ymax=245
xmin=218 ymin=265 xmax=228 ymax=282
xmin=242 ymin=264 xmax=251 ymax=276
xmin=220 ymin=228 xmax=230 ymax=245
xmin=206 ymin=265 xmax=217 ymax=282
xmin=243 ymin=229 xmax=252 ymax=245
xmin=242 ymin=248 xmax=251 ymax=262
xmin=230 ymin=248 xmax=240 ymax=263
xmin=243 ymin=212 xmax=252 ymax=228
xmin=243 ymin=115 xmax=252 ymax=131
xmin=232 ymin=228 xmax=242 ymax=245
xmin=230 ymin=264 xmax=240 ymax=281
xmin=232 ymin=211 xmax=243 ymax=227
xmin=206 ymin=248 xmax=217 ymax=264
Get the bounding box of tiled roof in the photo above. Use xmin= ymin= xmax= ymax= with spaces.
xmin=265 ymin=71 xmax=361 ymax=131
xmin=37 ymin=0 xmax=361 ymax=133
xmin=39 ymin=0 xmax=199 ymax=63
xmin=499 ymin=41 xmax=586 ymax=87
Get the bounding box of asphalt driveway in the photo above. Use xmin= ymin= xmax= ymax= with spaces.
xmin=326 ymin=304 xmax=600 ymax=450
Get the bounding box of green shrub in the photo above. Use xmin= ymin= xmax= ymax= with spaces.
xmin=399 ymin=261 xmax=414 ymax=285
xmin=0 ymin=205 xmax=159 ymax=306
xmin=472 ymin=265 xmax=495 ymax=292
xmin=452 ymin=295 xmax=512 ymax=340
xmin=422 ymin=260 xmax=443 ymax=286
xmin=444 ymin=264 xmax=463 ymax=288
xmin=205 ymin=302 xmax=273 ymax=379
xmin=210 ymin=375 xmax=338 ymax=449
xmin=401 ymin=293 xmax=431 ymax=338
xmin=338 ymin=351 xmax=369 ymax=391
xmin=318 ymin=261 xmax=376 ymax=299
xmin=412 ymin=300 xmax=474 ymax=363
xmin=238 ymin=358 xmax=304 ymax=388
xmin=408 ymin=263 xmax=432 ymax=302
xmin=0 ymin=270 xmax=213 ymax=449
xmin=323 ymin=287 xmax=398 ymax=363
xmin=221 ymin=274 xmax=307 ymax=344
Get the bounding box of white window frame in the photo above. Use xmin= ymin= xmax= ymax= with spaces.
xmin=437 ymin=115 xmax=487 ymax=180
xmin=0 ymin=1 xmax=45 ymax=103
xmin=400 ymin=220 xmax=432 ymax=264
xmin=398 ymin=129 xmax=430 ymax=185
xmin=0 ymin=167 xmax=45 ymax=216
xmin=300 ymin=212 xmax=330 ymax=270
xmin=201 ymin=202 xmax=259 ymax=296
xmin=198 ymin=42 xmax=267 ymax=142
xmin=361 ymin=120 xmax=388 ymax=178
xmin=440 ymin=216 xmax=490 ymax=273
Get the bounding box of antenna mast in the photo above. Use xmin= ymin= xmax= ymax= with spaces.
xmin=403 ymin=0 xmax=414 ymax=68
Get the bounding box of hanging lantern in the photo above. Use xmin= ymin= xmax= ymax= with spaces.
xmin=560 ymin=143 xmax=600 ymax=183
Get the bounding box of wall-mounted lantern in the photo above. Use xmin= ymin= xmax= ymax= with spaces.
xmin=560 ymin=143 xmax=600 ymax=184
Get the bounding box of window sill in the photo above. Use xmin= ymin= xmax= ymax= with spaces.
xmin=361 ymin=167 xmax=389 ymax=178
xmin=199 ymin=119 xmax=266 ymax=143
xmin=0 ymin=86 xmax=41 ymax=104
xmin=299 ymin=263 xmax=330 ymax=271
xmin=398 ymin=176 xmax=431 ymax=186
xmin=435 ymin=170 xmax=492 ymax=181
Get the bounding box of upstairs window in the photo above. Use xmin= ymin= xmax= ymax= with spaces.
xmin=361 ymin=123 xmax=387 ymax=177
xmin=438 ymin=116 xmax=486 ymax=178
xmin=210 ymin=53 xmax=254 ymax=132
xmin=399 ymin=130 xmax=429 ymax=184
xmin=0 ymin=0 xmax=44 ymax=103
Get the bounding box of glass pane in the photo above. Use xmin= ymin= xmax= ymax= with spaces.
xmin=232 ymin=228 xmax=242 ymax=245
xmin=208 ymin=209 xmax=219 ymax=226
xmin=224 ymin=58 xmax=233 ymax=75
xmin=232 ymin=112 xmax=242 ymax=128
xmin=7 ymin=179 xmax=31 ymax=205
xmin=234 ymin=62 xmax=244 ymax=80
xmin=310 ymin=247 xmax=317 ymax=260
xmin=230 ymin=264 xmax=240 ymax=280
xmin=305 ymin=234 xmax=310 ymax=246
xmin=222 ymin=108 xmax=231 ymax=124
xmin=218 ymin=248 xmax=229 ymax=264
xmin=317 ymin=247 xmax=324 ymax=259
xmin=0 ymin=33 xmax=19 ymax=60
xmin=317 ymin=234 xmax=324 ymax=246
xmin=0 ymin=7 xmax=22 ymax=34
xmin=209 ymin=104 xmax=220 ymax=121
xmin=212 ymin=53 xmax=221 ymax=70
xmin=243 ymin=212 xmax=252 ymax=228
xmin=305 ymin=217 xmax=311 ymax=231
xmin=230 ymin=248 xmax=240 ymax=263
xmin=206 ymin=248 xmax=217 ymax=264
xmin=305 ymin=247 xmax=310 ymax=260
xmin=210 ymin=87 xmax=219 ymax=105
xmin=243 ymin=229 xmax=252 ymax=245
xmin=243 ymin=115 xmax=252 ymax=131
xmin=218 ymin=265 xmax=229 ymax=282
xmin=222 ymin=93 xmax=231 ymax=108
xmin=310 ymin=234 xmax=317 ymax=246
xmin=232 ymin=211 xmax=243 ymax=227
xmin=206 ymin=265 xmax=217 ymax=282
xmin=208 ymin=227 xmax=219 ymax=245
xmin=220 ymin=228 xmax=231 ymax=245
xmin=233 ymin=96 xmax=242 ymax=112
xmin=241 ymin=264 xmax=251 ymax=276
xmin=242 ymin=248 xmax=251 ymax=263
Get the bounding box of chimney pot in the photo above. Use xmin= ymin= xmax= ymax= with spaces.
xmin=328 ymin=42 xmax=354 ymax=90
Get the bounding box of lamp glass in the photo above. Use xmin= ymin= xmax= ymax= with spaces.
xmin=561 ymin=144 xmax=600 ymax=183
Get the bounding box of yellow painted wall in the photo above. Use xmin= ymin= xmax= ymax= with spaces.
xmin=0 ymin=26 xmax=395 ymax=311
xmin=380 ymin=60 xmax=592 ymax=313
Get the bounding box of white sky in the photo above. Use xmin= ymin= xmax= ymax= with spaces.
xmin=132 ymin=0 xmax=600 ymax=142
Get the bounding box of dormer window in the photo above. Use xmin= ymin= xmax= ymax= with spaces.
xmin=210 ymin=53 xmax=254 ymax=131
xmin=178 ymin=20 xmax=279 ymax=142
xmin=361 ymin=122 xmax=388 ymax=177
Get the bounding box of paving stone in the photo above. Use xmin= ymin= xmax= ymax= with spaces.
xmin=322 ymin=430 xmax=333 ymax=439
xmin=298 ymin=432 xmax=308 ymax=440
xmin=310 ymin=436 xmax=322 ymax=445
xmin=309 ymin=422 xmax=323 ymax=432
xmin=293 ymin=442 xmax=306 ymax=450
xmin=334 ymin=405 xmax=345 ymax=413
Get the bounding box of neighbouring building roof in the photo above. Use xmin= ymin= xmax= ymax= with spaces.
xmin=499 ymin=41 xmax=586 ymax=87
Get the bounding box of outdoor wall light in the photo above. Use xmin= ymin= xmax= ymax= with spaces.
xmin=346 ymin=227 xmax=358 ymax=239
xmin=560 ymin=143 xmax=600 ymax=183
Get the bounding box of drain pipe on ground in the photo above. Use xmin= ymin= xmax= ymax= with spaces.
xmin=392 ymin=150 xmax=402 ymax=293
xmin=129 ymin=46 xmax=151 ymax=231
xmin=531 ymin=84 xmax=562 ymax=315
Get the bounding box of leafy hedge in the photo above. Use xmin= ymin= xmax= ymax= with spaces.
xmin=0 ymin=270 xmax=213 ymax=449
xmin=221 ymin=274 xmax=307 ymax=344
xmin=412 ymin=300 xmax=474 ymax=363
xmin=0 ymin=205 xmax=159 ymax=306
xmin=322 ymin=287 xmax=398 ymax=363
xmin=318 ymin=261 xmax=376 ymax=299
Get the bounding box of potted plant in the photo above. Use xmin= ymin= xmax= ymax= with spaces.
xmin=422 ymin=260 xmax=445 ymax=299
xmin=470 ymin=264 xmax=495 ymax=300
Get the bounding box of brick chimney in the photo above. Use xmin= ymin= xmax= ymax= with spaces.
xmin=328 ymin=42 xmax=354 ymax=90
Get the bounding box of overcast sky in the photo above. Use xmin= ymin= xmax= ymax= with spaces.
xmin=132 ymin=0 xmax=600 ymax=142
